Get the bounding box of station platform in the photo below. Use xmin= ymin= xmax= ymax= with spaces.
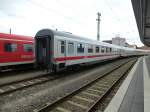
xmin=104 ymin=56 xmax=150 ymax=112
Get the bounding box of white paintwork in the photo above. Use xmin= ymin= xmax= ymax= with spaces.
xmin=35 ymin=29 xmax=150 ymax=69
xmin=53 ymin=35 xmax=122 ymax=65
xmin=65 ymin=55 xmax=119 ymax=66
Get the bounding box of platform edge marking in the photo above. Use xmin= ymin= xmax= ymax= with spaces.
xmin=104 ymin=57 xmax=142 ymax=112
xmin=143 ymin=56 xmax=150 ymax=112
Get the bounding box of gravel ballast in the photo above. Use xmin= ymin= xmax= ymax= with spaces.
xmin=0 ymin=59 xmax=130 ymax=112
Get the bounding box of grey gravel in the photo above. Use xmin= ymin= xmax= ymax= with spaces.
xmin=0 ymin=59 xmax=130 ymax=112
xmin=0 ymin=71 xmax=48 ymax=86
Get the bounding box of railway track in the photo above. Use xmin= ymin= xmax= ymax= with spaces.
xmin=35 ymin=58 xmax=136 ymax=112
xmin=0 ymin=64 xmax=104 ymax=96
xmin=0 ymin=65 xmax=105 ymax=95
xmin=0 ymin=58 xmax=124 ymax=96
xmin=0 ymin=74 xmax=61 ymax=95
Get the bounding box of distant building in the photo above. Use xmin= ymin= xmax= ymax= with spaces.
xmin=102 ymin=36 xmax=144 ymax=49
xmin=103 ymin=36 xmax=127 ymax=47
xmin=112 ymin=37 xmax=126 ymax=47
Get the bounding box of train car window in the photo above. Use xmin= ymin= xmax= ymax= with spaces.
xmin=77 ymin=43 xmax=84 ymax=53
xmin=101 ymin=46 xmax=105 ymax=53
xmin=68 ymin=42 xmax=74 ymax=54
xmin=23 ymin=44 xmax=33 ymax=52
xmin=61 ymin=41 xmax=65 ymax=53
xmin=96 ymin=46 xmax=99 ymax=53
xmin=106 ymin=47 xmax=108 ymax=52
xmin=110 ymin=48 xmax=112 ymax=52
xmin=107 ymin=47 xmax=111 ymax=52
xmin=4 ymin=43 xmax=17 ymax=52
xmin=88 ymin=45 xmax=93 ymax=53
xmin=106 ymin=47 xmax=109 ymax=53
xmin=108 ymin=47 xmax=110 ymax=52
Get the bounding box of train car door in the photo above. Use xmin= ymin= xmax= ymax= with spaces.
xmin=36 ymin=36 xmax=51 ymax=69
xmin=57 ymin=40 xmax=66 ymax=60
xmin=56 ymin=40 xmax=66 ymax=71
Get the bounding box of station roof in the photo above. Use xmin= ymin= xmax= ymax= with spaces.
xmin=131 ymin=0 xmax=150 ymax=46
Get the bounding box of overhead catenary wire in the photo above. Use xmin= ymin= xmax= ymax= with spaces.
xmin=104 ymin=0 xmax=139 ymax=43
xmin=26 ymin=0 xmax=86 ymax=25
xmin=25 ymin=0 xmax=97 ymax=35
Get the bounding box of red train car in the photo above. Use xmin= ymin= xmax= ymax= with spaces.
xmin=0 ymin=33 xmax=34 ymax=71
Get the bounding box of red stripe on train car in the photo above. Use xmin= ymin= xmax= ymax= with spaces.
xmin=87 ymin=54 xmax=113 ymax=58
xmin=55 ymin=54 xmax=117 ymax=62
xmin=55 ymin=56 xmax=85 ymax=61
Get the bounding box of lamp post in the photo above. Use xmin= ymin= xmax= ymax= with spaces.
xmin=96 ymin=12 xmax=101 ymax=41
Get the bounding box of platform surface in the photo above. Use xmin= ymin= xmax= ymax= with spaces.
xmin=104 ymin=56 xmax=150 ymax=112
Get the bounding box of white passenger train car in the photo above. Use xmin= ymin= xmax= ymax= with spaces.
xmin=35 ymin=29 xmax=148 ymax=71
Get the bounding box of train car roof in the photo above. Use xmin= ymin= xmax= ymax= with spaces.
xmin=35 ymin=29 xmax=149 ymax=52
xmin=0 ymin=33 xmax=33 ymax=41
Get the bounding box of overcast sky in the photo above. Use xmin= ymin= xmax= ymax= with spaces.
xmin=0 ymin=0 xmax=143 ymax=46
